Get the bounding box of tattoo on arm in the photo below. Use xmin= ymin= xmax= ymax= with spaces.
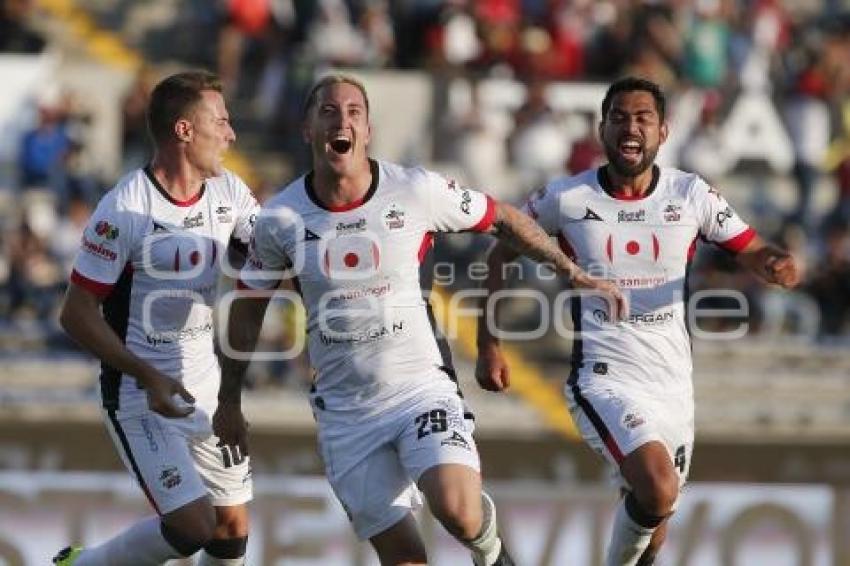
xmin=490 ymin=202 xmax=578 ymax=278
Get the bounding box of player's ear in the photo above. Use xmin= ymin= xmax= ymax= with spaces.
xmin=175 ymin=118 xmax=192 ymax=143
xmin=659 ymin=121 xmax=669 ymax=144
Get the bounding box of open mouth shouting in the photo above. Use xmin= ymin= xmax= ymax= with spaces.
xmin=329 ymin=133 xmax=353 ymax=155
xmin=618 ymin=137 xmax=643 ymax=162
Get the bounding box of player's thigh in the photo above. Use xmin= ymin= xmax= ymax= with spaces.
xmin=566 ymin=383 xmax=694 ymax=492
xmin=104 ymin=409 xmax=207 ymax=515
xmin=318 ymin=421 xmax=421 ymax=542
xmin=397 ymin=389 xmax=481 ymax=483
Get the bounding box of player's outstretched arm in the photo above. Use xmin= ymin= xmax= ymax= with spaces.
xmin=486 ymin=201 xmax=628 ymax=316
xmin=59 ymin=284 xmax=195 ymax=418
xmin=214 ymin=292 xmax=271 ymax=454
xmin=735 ymin=236 xmax=801 ymax=289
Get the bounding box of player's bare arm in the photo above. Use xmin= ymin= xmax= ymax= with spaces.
xmin=736 ymin=236 xmax=801 ymax=289
xmin=475 ymin=202 xmax=627 ymax=392
xmin=487 ymin=201 xmax=627 ymax=314
xmin=214 ymin=292 xmax=272 ymax=454
xmin=59 ymin=284 xmax=195 ymax=418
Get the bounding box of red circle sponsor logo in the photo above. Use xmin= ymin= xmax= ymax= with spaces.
xmin=344 ymin=252 xmax=359 ymax=268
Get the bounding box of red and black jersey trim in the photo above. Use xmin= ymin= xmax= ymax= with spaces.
xmin=598 ymin=164 xmax=660 ymax=201
xmin=305 ymin=159 xmax=380 ymax=212
xmin=144 ymin=166 xmax=206 ymax=207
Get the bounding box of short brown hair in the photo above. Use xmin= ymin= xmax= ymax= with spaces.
xmin=146 ymin=71 xmax=223 ymax=144
xmin=302 ymin=74 xmax=370 ymax=118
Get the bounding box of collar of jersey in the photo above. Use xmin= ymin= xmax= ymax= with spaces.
xmin=597 ymin=164 xmax=660 ymax=201
xmin=304 ymin=158 xmax=379 ymax=212
xmin=144 ymin=165 xmax=206 ymax=207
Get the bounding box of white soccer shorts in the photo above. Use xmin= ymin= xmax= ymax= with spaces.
xmin=103 ymin=384 xmax=252 ymax=515
xmin=564 ymin=372 xmax=694 ymax=492
xmin=316 ymin=382 xmax=481 ymax=540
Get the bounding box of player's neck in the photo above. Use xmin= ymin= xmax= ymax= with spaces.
xmin=148 ymin=154 xmax=204 ymax=202
xmin=604 ymin=164 xmax=655 ymax=198
xmin=312 ymin=159 xmax=373 ymax=208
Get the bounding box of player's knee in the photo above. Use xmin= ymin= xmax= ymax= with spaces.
xmin=636 ymin=469 xmax=679 ymax=518
xmin=162 ymin=503 xmax=218 ymax=554
xmin=214 ymin=506 xmax=250 ymax=539
xmin=431 ymin=497 xmax=482 ymax=542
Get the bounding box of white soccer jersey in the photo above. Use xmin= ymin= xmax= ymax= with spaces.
xmin=524 ymin=165 xmax=755 ymax=394
xmin=71 ymin=167 xmax=258 ymax=413
xmin=240 ymin=159 xmax=495 ymax=417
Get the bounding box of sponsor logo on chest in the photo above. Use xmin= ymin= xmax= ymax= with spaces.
xmin=617 ymin=209 xmax=646 ymax=223
xmin=183 ymin=211 xmax=204 ymax=229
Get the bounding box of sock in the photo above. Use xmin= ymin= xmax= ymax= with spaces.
xmin=465 ymin=491 xmax=503 ymax=566
xmin=75 ymin=516 xmax=183 ymax=566
xmin=605 ymin=493 xmax=663 ymax=566
xmin=198 ymin=537 xmax=248 ymax=565
xmin=198 ymin=554 xmax=245 ymax=566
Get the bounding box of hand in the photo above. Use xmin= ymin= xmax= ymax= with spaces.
xmin=213 ymin=400 xmax=249 ymax=461
xmin=766 ymin=254 xmax=800 ymax=289
xmin=476 ymin=341 xmax=510 ymax=392
xmin=142 ymin=371 xmax=195 ymax=418
xmin=573 ymin=275 xmax=629 ymax=321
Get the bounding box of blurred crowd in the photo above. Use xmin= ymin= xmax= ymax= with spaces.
xmin=1 ymin=0 xmax=850 ymax=378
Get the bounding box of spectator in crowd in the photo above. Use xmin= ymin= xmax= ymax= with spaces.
xmin=0 ymin=0 xmax=45 ymax=53
xmin=806 ymin=221 xmax=850 ymax=338
xmin=17 ymin=101 xmax=73 ymax=192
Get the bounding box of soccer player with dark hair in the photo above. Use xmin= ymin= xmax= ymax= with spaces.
xmin=53 ymin=71 xmax=258 ymax=565
xmin=476 ymin=76 xmax=800 ymax=566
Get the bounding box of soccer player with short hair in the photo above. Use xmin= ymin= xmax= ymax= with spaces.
xmin=213 ymin=73 xmax=624 ymax=566
xmin=476 ymin=77 xmax=801 ymax=565
xmin=52 ymin=71 xmax=258 ymax=566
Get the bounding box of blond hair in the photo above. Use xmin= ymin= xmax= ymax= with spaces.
xmin=302 ymin=74 xmax=370 ymax=117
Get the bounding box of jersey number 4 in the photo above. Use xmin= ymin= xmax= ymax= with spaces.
xmin=415 ymin=409 xmax=448 ymax=439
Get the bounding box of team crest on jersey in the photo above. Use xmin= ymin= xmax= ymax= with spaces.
xmin=663 ymin=201 xmax=682 ymax=222
xmin=215 ymin=205 xmax=232 ymax=223
xmin=158 ymin=466 xmax=182 ymax=489
xmin=94 ymin=220 xmax=119 ymax=240
xmin=382 ymin=203 xmax=405 ymax=230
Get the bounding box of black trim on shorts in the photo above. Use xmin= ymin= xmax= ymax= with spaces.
xmin=107 ymin=409 xmax=162 ymax=515
xmin=100 ymin=263 xmax=133 ymax=410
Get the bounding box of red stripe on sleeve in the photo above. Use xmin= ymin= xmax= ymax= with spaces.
xmin=718 ymin=227 xmax=757 ymax=254
xmin=70 ymin=270 xmax=114 ymax=297
xmin=418 ymin=232 xmax=435 ymax=263
xmin=470 ymin=195 xmax=496 ymax=232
